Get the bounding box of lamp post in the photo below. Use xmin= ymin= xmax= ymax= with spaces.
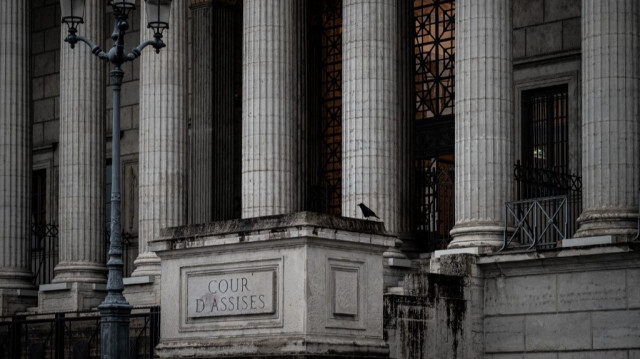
xmin=60 ymin=0 xmax=172 ymax=357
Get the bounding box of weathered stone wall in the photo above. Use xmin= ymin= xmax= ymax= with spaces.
xmin=384 ymin=272 xmax=466 ymax=359
xmin=512 ymin=0 xmax=581 ymax=60
xmin=480 ymin=248 xmax=640 ymax=358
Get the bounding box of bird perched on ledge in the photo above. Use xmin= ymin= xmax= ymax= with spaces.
xmin=357 ymin=203 xmax=380 ymax=220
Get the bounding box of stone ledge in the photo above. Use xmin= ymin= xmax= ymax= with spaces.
xmin=561 ymin=235 xmax=615 ymax=248
xmin=152 ymin=212 xmax=395 ymax=253
xmin=39 ymin=282 xmax=72 ymax=292
xmin=123 ymin=275 xmax=155 ymax=286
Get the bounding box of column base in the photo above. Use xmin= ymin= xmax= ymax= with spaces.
xmin=0 ymin=288 xmax=38 ymax=316
xmin=448 ymin=222 xmax=505 ymax=249
xmin=38 ymin=281 xmax=107 ymax=312
xmin=130 ymin=252 xmax=162 ymax=277
xmin=123 ymin=275 xmax=161 ymax=306
xmin=51 ymin=262 xmax=107 ymax=284
xmin=575 ymin=208 xmax=638 ymax=241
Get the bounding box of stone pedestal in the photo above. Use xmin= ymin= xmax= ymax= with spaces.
xmin=449 ymin=0 xmax=513 ymax=249
xmin=38 ymin=282 xmax=106 ymax=313
xmin=150 ymin=212 xmax=393 ymax=358
xmin=575 ymin=0 xmax=640 ymax=240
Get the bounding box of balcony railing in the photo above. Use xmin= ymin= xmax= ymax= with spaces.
xmin=503 ymin=162 xmax=582 ymax=250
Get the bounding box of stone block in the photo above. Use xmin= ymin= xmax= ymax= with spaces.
xmin=544 ymin=0 xmax=580 ymax=22
xmin=592 ymin=310 xmax=640 ymax=349
xmin=32 ymin=123 xmax=44 ymax=145
xmin=31 ymin=6 xmax=55 ymax=31
xmin=513 ymin=28 xmax=526 ymax=59
xmin=524 ymin=354 xmax=558 ymax=359
xmin=33 ymin=98 xmax=55 ymax=122
xmin=32 ymin=77 xmax=45 ymax=101
xmin=513 ymin=0 xmax=544 ymax=28
xmin=44 ymin=27 xmax=60 ymax=52
xmin=31 ymin=31 xmax=45 ymax=54
xmin=484 ymin=316 xmax=525 ymax=352
xmin=630 ymin=269 xmax=640 ymax=308
xmin=33 ymin=53 xmax=55 ymax=77
xmin=562 ymin=18 xmax=581 ymax=51
xmin=559 ymin=351 xmax=628 ymax=359
xmin=152 ymin=213 xmax=393 ymax=358
xmin=557 ymin=270 xmax=626 ymax=311
xmin=485 ymin=355 xmax=523 ymax=359
xmin=525 ymin=313 xmax=591 ymax=351
xmin=43 ymin=120 xmax=59 ymax=144
xmin=631 ymin=350 xmax=640 ymax=359
xmin=43 ymin=74 xmax=59 ymax=98
xmin=120 ymin=81 xmax=139 ymax=107
xmin=526 ymin=22 xmax=563 ymax=57
xmin=485 ymin=275 xmax=556 ymax=315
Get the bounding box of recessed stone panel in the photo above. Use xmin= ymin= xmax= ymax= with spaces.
xmin=187 ymin=269 xmax=276 ymax=319
xmin=333 ymin=268 xmax=358 ymax=316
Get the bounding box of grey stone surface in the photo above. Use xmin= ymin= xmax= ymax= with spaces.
xmin=526 ymin=22 xmax=563 ymax=57
xmin=513 ymin=0 xmax=544 ymax=28
xmin=558 ymin=351 xmax=628 ymax=359
xmin=562 ymin=18 xmax=581 ymax=50
xmin=513 ymin=28 xmax=526 ymax=59
xmin=484 ymin=316 xmax=525 ymax=352
xmin=629 ymin=269 xmax=640 ymax=308
xmin=525 ymin=313 xmax=591 ymax=351
xmin=544 ymin=0 xmax=580 ymax=22
xmin=557 ymin=270 xmax=626 ymax=311
xmin=485 ymin=275 xmax=556 ymax=315
xmin=450 ymin=0 xmax=513 ymax=248
xmin=592 ymin=310 xmax=640 ymax=349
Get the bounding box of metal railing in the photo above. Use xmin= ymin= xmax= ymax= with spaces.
xmin=415 ymin=160 xmax=455 ymax=250
xmin=0 ymin=306 xmax=159 ymax=359
xmin=503 ymin=195 xmax=568 ymax=250
xmin=31 ymin=223 xmax=59 ymax=286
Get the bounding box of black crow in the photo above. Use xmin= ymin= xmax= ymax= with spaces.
xmin=357 ymin=203 xmax=380 ymax=219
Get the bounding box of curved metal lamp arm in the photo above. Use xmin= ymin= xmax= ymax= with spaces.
xmin=126 ymin=36 xmax=166 ymax=61
xmin=65 ymin=34 xmax=109 ymax=60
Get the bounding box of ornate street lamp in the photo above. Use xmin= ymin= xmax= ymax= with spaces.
xmin=60 ymin=0 xmax=172 ymax=357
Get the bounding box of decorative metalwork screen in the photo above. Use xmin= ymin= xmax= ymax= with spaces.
xmin=413 ymin=0 xmax=456 ymax=247
xmin=319 ymin=0 xmax=343 ymax=215
xmin=414 ymin=0 xmax=455 ymax=122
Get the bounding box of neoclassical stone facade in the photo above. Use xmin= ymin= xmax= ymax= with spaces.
xmin=0 ymin=0 xmax=638 ymax=357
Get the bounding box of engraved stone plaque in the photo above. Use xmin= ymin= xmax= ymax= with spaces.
xmin=187 ymin=270 xmax=275 ymax=319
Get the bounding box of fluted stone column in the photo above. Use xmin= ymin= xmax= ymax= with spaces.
xmin=53 ymin=2 xmax=106 ymax=284
xmin=342 ymin=0 xmax=401 ymax=233
xmin=0 ymin=0 xmax=34 ymax=314
xmin=189 ymin=0 xmax=236 ymax=224
xmin=576 ymin=0 xmax=640 ymax=239
xmin=242 ymin=0 xmax=307 ymax=218
xmin=449 ymin=0 xmax=513 ymax=249
xmin=134 ymin=0 xmax=188 ymax=277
